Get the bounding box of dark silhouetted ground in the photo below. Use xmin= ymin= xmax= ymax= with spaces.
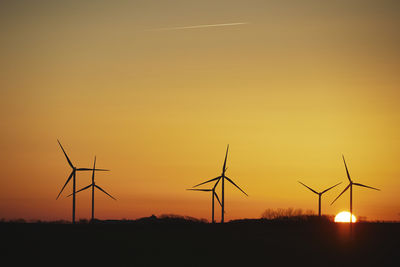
xmin=1 ymin=216 xmax=398 ymax=266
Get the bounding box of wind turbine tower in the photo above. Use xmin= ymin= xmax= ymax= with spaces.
xmin=331 ymin=155 xmax=380 ymax=232
xmin=192 ymin=145 xmax=247 ymax=223
xmin=298 ymin=181 xmax=341 ymax=216
xmin=56 ymin=140 xmax=109 ymax=223
xmin=68 ymin=156 xmax=116 ymax=221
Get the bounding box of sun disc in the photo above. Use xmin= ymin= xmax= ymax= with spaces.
xmin=334 ymin=211 xmax=357 ymax=223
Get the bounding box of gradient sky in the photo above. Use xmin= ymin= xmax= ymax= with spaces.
xmin=1 ymin=0 xmax=399 ymax=222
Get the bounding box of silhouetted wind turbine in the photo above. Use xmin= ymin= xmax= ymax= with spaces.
xmin=331 ymin=155 xmax=380 ymax=231
xmin=192 ymin=145 xmax=247 ymax=223
xmin=56 ymin=140 xmax=109 ymax=223
xmin=187 ymin=178 xmax=222 ymax=223
xmin=298 ymin=181 xmax=342 ymax=217
xmin=67 ymin=156 xmax=116 ymax=221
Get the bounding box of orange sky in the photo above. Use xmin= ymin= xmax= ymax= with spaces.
xmin=1 ymin=0 xmax=399 ymax=222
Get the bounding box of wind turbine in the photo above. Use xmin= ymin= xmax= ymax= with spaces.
xmin=67 ymin=156 xmax=116 ymax=221
xmin=192 ymin=145 xmax=247 ymax=223
xmin=298 ymin=181 xmax=342 ymax=217
xmin=187 ymin=179 xmax=222 ymax=223
xmin=331 ymin=155 xmax=380 ymax=230
xmin=56 ymin=140 xmax=109 ymax=223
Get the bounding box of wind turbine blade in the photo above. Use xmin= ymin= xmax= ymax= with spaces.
xmin=225 ymin=177 xmax=248 ymax=196
xmin=57 ymin=140 xmax=74 ymax=168
xmin=192 ymin=176 xmax=221 ymax=188
xmin=214 ymin=192 xmax=222 ymax=207
xmin=77 ymin=168 xmax=110 ymax=171
xmin=92 ymin=156 xmax=96 ymax=183
xmin=331 ymin=184 xmax=350 ymax=205
xmin=212 ymin=177 xmax=221 ymax=190
xmin=321 ymin=182 xmax=342 ymax=194
xmin=353 ymin=183 xmax=380 ymax=191
xmin=186 ymin=189 xmax=212 ymax=192
xmin=56 ymin=171 xmax=74 ymax=200
xmin=298 ymin=181 xmax=318 ymax=194
xmin=95 ymin=185 xmax=116 ymax=200
xmin=222 ymin=144 xmax=229 ymax=173
xmin=66 ymin=184 xmax=92 ymax=197
xmin=342 ymin=155 xmax=352 ymax=182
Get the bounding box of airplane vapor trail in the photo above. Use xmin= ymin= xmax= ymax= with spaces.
xmin=148 ymin=22 xmax=249 ymax=31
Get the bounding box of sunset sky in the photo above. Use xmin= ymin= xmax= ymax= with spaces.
xmin=1 ymin=0 xmax=399 ymax=222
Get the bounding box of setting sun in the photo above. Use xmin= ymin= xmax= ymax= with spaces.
xmin=334 ymin=211 xmax=357 ymax=223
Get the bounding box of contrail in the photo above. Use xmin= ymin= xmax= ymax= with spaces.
xmin=147 ymin=22 xmax=249 ymax=31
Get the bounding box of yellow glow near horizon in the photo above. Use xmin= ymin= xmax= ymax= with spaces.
xmin=334 ymin=212 xmax=357 ymax=223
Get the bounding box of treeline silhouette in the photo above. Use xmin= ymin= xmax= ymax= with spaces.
xmin=0 ymin=214 xmax=208 ymax=225
xmin=262 ymin=207 xmax=315 ymax=219
xmin=0 ymin=210 xmax=370 ymax=224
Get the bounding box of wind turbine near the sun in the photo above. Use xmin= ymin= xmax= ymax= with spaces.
xmin=67 ymin=156 xmax=116 ymax=221
xmin=56 ymin=140 xmax=109 ymax=224
xmin=298 ymin=181 xmax=342 ymax=217
xmin=331 ymin=155 xmax=380 ymax=231
xmin=191 ymin=145 xmax=248 ymax=223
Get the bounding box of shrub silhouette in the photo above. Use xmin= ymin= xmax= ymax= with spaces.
xmin=159 ymin=214 xmax=207 ymax=223
xmin=261 ymin=208 xmax=314 ymax=219
xmin=260 ymin=208 xmax=338 ymax=223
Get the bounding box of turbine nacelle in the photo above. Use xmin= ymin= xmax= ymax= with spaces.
xmin=189 ymin=145 xmax=248 ymax=223
xmin=298 ymin=180 xmax=342 ymax=216
xmin=331 ymin=155 xmax=380 ymax=206
xmin=298 ymin=181 xmax=342 ymax=196
xmin=56 ymin=140 xmax=110 ymax=199
xmin=66 ymin=156 xmax=115 ymax=201
xmin=186 ymin=188 xmax=222 ymax=207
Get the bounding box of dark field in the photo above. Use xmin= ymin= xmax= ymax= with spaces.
xmin=1 ymin=218 xmax=398 ymax=266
